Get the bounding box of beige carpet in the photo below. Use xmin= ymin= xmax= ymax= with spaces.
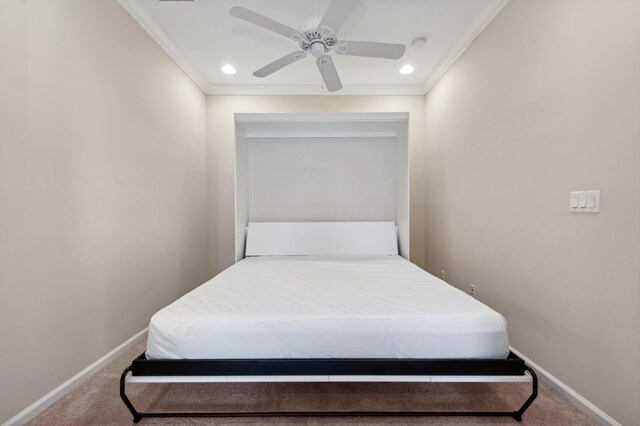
xmin=29 ymin=340 xmax=596 ymax=425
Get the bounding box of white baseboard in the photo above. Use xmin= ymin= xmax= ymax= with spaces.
xmin=510 ymin=346 xmax=620 ymax=426
xmin=2 ymin=328 xmax=148 ymax=426
xmin=1 ymin=335 xmax=620 ymax=426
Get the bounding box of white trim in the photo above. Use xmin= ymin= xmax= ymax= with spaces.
xmin=421 ymin=0 xmax=510 ymax=94
xmin=235 ymin=112 xmax=409 ymax=123
xmin=117 ymin=1 xmax=505 ymax=96
xmin=403 ymin=113 xmax=411 ymax=261
xmin=329 ymin=375 xmax=431 ymax=383
xmin=228 ymin=375 xmax=328 ymax=383
xmin=429 ymin=374 xmax=531 ymax=383
xmin=207 ymin=84 xmax=426 ymax=96
xmin=127 ymin=372 xmax=531 ymax=384
xmin=2 ymin=328 xmax=148 ymax=426
xmin=1 ymin=329 xmax=620 ymax=426
xmin=245 ymin=131 xmax=397 ymax=139
xmin=127 ymin=373 xmax=229 ymax=383
xmin=117 ymin=0 xmax=209 ymax=92
xmin=510 ymin=346 xmax=621 ymax=426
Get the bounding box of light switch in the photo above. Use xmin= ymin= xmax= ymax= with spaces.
xmin=579 ymin=195 xmax=587 ymax=208
xmin=569 ymin=190 xmax=600 ymax=213
xmin=570 ymin=195 xmax=579 ymax=208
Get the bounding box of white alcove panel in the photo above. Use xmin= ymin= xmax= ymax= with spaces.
xmin=248 ymin=137 xmax=396 ymax=222
xmin=235 ymin=113 xmax=409 ymax=262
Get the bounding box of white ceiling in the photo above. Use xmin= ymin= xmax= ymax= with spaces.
xmin=119 ymin=0 xmax=508 ymax=95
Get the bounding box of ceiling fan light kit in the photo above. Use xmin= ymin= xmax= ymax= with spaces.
xmin=229 ymin=0 xmax=407 ymax=92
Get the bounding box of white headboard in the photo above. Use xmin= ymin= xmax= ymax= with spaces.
xmin=245 ymin=222 xmax=398 ymax=256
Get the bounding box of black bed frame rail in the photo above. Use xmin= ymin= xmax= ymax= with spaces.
xmin=120 ymin=351 xmax=538 ymax=423
xmin=131 ymin=351 xmax=527 ymax=376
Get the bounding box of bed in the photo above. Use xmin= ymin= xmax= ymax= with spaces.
xmin=120 ymin=222 xmax=537 ymax=422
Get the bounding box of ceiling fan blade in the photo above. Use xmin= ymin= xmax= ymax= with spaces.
xmin=253 ymin=51 xmax=307 ymax=78
xmin=229 ymin=6 xmax=300 ymax=40
xmin=316 ymin=55 xmax=342 ymax=93
xmin=334 ymin=41 xmax=406 ymax=59
xmin=319 ymin=0 xmax=359 ymax=34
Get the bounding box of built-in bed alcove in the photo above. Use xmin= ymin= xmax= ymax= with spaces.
xmin=122 ymin=113 xmax=538 ymax=422
xmin=234 ymin=112 xmax=410 ymax=262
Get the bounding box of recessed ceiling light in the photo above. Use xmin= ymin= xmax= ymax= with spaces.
xmin=399 ymin=64 xmax=415 ymax=75
xmin=221 ymin=64 xmax=237 ymax=75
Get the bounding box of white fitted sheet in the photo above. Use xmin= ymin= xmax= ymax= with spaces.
xmin=146 ymin=256 xmax=509 ymax=360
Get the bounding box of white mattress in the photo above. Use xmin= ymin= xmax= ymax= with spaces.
xmin=146 ymin=256 xmax=509 ymax=360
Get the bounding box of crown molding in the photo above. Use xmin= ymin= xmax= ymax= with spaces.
xmin=119 ymin=0 xmax=507 ymax=97
xmin=421 ymin=0 xmax=510 ymax=94
xmin=118 ymin=0 xmax=209 ymax=92
xmin=207 ymin=84 xmax=426 ymax=96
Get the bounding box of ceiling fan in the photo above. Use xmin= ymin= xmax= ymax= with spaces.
xmin=229 ymin=0 xmax=406 ymax=92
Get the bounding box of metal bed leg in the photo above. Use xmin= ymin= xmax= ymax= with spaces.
xmin=119 ymin=365 xmax=142 ymax=423
xmin=120 ymin=363 xmax=539 ymax=423
xmin=514 ymin=365 xmax=538 ymax=421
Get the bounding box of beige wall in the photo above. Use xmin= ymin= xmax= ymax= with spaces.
xmin=424 ymin=0 xmax=640 ymax=424
xmin=3 ymin=0 xmax=638 ymax=423
xmin=0 ymin=1 xmax=208 ymax=423
xmin=206 ymin=96 xmax=426 ymax=275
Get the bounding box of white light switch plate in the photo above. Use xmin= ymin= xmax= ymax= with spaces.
xmin=569 ymin=190 xmax=600 ymax=213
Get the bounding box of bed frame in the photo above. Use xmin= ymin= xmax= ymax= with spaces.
xmin=120 ymin=351 xmax=537 ymax=423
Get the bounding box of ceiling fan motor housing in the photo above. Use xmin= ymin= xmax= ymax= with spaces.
xmin=295 ymin=16 xmax=337 ymax=57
